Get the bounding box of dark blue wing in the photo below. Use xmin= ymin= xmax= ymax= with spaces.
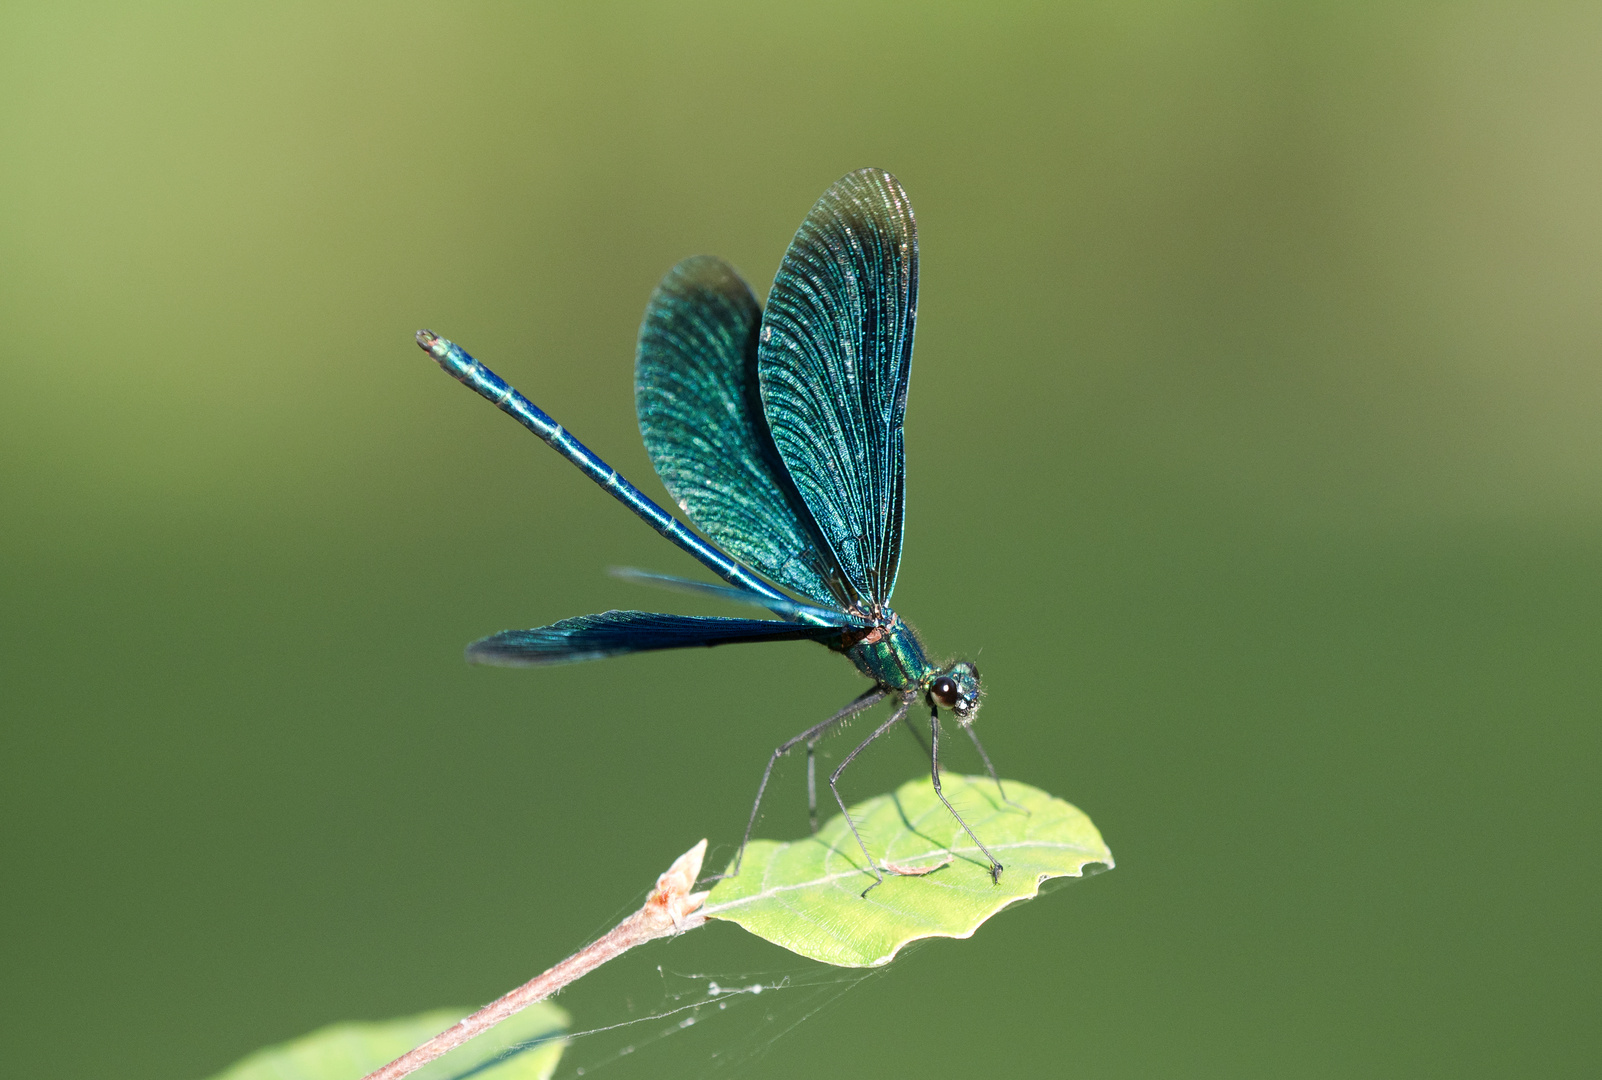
xmin=635 ymin=256 xmax=851 ymax=606
xmin=466 ymin=610 xmax=848 ymax=667
xmin=757 ymin=169 xmax=917 ymax=610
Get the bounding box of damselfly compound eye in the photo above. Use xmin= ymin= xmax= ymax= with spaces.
xmin=930 ymin=676 xmax=960 ymax=708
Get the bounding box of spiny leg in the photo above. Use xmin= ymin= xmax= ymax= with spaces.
xmin=707 ymin=686 xmax=888 ymax=883
xmin=830 ymin=700 xmax=911 ymax=898
xmin=962 ymin=723 xmax=1029 ymax=814
xmin=811 ymin=685 xmax=901 ymax=832
xmin=808 ymin=688 xmax=889 ymax=832
xmin=931 ymin=708 xmax=1005 ymax=883
xmin=813 ymin=698 xmax=929 ymax=833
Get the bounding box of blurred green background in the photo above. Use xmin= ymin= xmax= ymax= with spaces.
xmin=3 ymin=2 xmax=1597 ymax=1077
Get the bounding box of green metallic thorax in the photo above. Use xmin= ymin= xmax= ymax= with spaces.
xmin=841 ymin=612 xmax=935 ymax=692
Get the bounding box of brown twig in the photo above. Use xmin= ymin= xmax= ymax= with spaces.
xmin=361 ymin=840 xmax=710 ymax=1080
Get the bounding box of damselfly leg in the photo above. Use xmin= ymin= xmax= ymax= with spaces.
xmin=705 ymin=686 xmax=888 ymax=884
xmin=829 ymin=701 xmax=912 ymax=897
xmin=708 ymin=688 xmax=1011 ymax=896
xmin=930 ymin=708 xmax=1005 ymax=883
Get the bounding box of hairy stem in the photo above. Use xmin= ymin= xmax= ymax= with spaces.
xmin=362 ymin=840 xmax=710 ymax=1080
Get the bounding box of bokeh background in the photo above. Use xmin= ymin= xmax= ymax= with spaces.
xmin=3 ymin=2 xmax=1598 ymax=1077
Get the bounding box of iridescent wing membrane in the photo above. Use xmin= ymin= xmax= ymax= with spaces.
xmin=469 ymin=611 xmax=842 ymax=666
xmin=634 ymin=256 xmax=849 ymax=607
xmin=466 ymin=170 xmax=918 ymax=664
xmin=757 ymin=168 xmax=917 ymax=611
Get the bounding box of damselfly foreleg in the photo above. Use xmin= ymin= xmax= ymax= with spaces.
xmin=931 ymin=708 xmax=1004 ymax=883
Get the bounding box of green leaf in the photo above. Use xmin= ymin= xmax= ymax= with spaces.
xmin=200 ymin=1002 xmax=568 ymax=1080
xmin=701 ymin=774 xmax=1112 ymax=967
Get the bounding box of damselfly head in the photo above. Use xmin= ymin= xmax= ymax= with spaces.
xmin=927 ymin=661 xmax=981 ymax=723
